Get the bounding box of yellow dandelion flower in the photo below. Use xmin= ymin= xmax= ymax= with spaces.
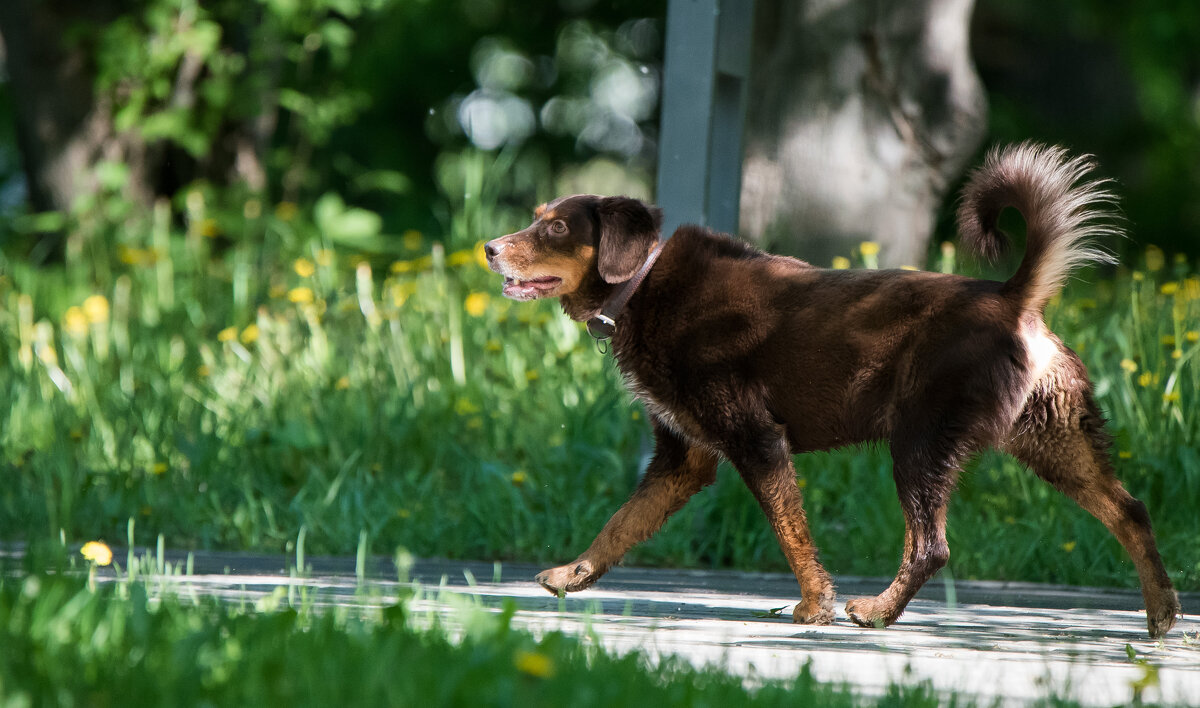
xmin=316 ymin=249 xmax=334 ymax=267
xmin=1145 ymin=245 xmax=1165 ymax=272
xmin=525 ymin=370 xmax=539 ymax=382
xmin=1171 ymin=349 xmax=1182 ymax=360
xmin=1175 ymin=253 xmax=1189 ymax=265
xmin=1132 ymin=271 xmax=1144 ymax=282
xmin=83 ymin=295 xmax=110 ymax=324
xmin=511 ymin=470 xmax=528 ymax=486
xmin=402 ymin=229 xmax=422 ymax=250
xmin=294 ymin=258 xmax=316 ymax=277
xmin=199 ymin=218 xmax=221 ymax=238
xmin=1161 ymin=335 xmax=1176 ymax=347
xmin=1061 ymin=541 xmax=1076 ymax=553
xmin=514 ymin=650 xmax=554 ymax=678
xmin=474 ymin=241 xmax=490 ymax=269
xmin=335 ymin=376 xmax=350 ymax=390
xmin=397 ymin=508 xmax=411 ymax=519
xmin=485 ymin=339 xmax=502 ymax=352
xmin=899 ymin=265 xmax=919 ymax=271
xmin=80 ymin=541 xmax=113 ymax=566
xmin=217 ymin=326 xmax=237 ymax=342
xmin=151 ymin=462 xmax=168 ymax=476
xmin=454 ymin=398 xmax=481 ymax=415
xmin=448 ymin=250 xmax=474 ymax=267
xmin=1161 ymin=282 xmax=1179 ymax=296
xmin=1118 ymin=451 xmax=1133 ymax=460
xmin=859 ymin=241 xmax=881 ymax=257
xmin=390 ymin=260 xmax=414 ymax=274
xmin=63 ymin=307 xmax=88 ymax=338
xmin=831 ymin=256 xmax=851 ymax=270
xmin=288 ymin=287 xmax=315 ymax=304
xmin=1120 ymin=359 xmax=1138 ymax=374
xmin=240 ymin=324 xmax=260 ymax=344
xmin=1183 ymin=278 xmax=1200 ymax=301
xmin=198 ymin=365 xmax=211 ymax=377
xmin=1186 ymin=331 xmax=1199 ymax=343
xmin=464 ymin=292 xmax=490 ymax=317
xmin=275 ymin=202 xmax=298 ymax=222
xmin=1137 ymin=372 xmax=1153 ymax=388
xmin=269 ymin=284 xmax=288 ymax=299
xmin=1164 ymin=391 xmax=1181 ymax=403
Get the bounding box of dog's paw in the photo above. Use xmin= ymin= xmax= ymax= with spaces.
xmin=845 ymin=597 xmax=898 ymax=629
xmin=535 ymin=560 xmax=598 ymax=595
xmin=792 ymin=587 xmax=836 ymax=625
xmin=1146 ymin=589 xmax=1182 ymax=639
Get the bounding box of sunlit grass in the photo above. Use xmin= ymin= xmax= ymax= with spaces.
xmin=1 ymin=166 xmax=1198 ymax=591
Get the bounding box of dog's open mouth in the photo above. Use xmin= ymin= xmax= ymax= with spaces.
xmin=502 ymin=276 xmax=562 ymax=300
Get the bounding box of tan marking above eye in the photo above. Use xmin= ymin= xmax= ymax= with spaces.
xmin=534 ymin=203 xmax=548 ymax=218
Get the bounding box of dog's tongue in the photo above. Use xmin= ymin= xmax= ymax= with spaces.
xmin=503 ymin=276 xmax=561 ymax=300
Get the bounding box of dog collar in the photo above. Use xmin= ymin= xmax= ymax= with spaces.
xmin=586 ymin=240 xmax=666 ymax=347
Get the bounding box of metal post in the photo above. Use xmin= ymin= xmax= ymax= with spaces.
xmin=656 ymin=0 xmax=755 ymax=237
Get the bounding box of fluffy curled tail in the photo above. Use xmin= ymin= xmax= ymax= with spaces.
xmin=956 ymin=142 xmax=1122 ymax=313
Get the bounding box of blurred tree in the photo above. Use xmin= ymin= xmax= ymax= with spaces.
xmin=739 ymin=0 xmax=987 ymax=268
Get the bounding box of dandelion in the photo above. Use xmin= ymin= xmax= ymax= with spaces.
xmin=217 ymin=326 xmax=238 ymax=342
xmin=1161 ymin=335 xmax=1176 ymax=348
xmin=1137 ymin=372 xmax=1154 ymax=388
xmin=1183 ymin=278 xmax=1200 ymax=301
xmin=316 ymin=249 xmax=334 ymax=267
xmin=525 ymin=370 xmax=539 ymax=382
xmin=474 ymin=241 xmax=490 ymax=269
xmin=859 ymin=242 xmax=880 ymax=257
xmin=390 ymin=260 xmax=414 ymax=274
xmin=1061 ymin=541 xmax=1076 ymax=553
xmin=83 ymin=295 xmax=110 ymax=324
xmin=199 ymin=218 xmax=221 ymax=238
xmin=1161 ymin=282 xmax=1179 ymax=296
xmin=1120 ymin=359 xmax=1138 ymax=374
xmin=294 ymin=258 xmax=316 ymax=277
xmin=151 ymin=462 xmax=168 ymax=476
xmin=80 ymin=541 xmax=113 ymax=566
xmin=899 ymin=265 xmax=919 ymax=271
xmin=454 ymin=398 xmax=481 ymax=415
xmin=511 ymin=470 xmax=528 ymax=486
xmin=485 ymin=339 xmax=502 ymax=352
xmin=514 ymin=650 xmax=554 ymax=678
xmin=397 ymin=508 xmax=411 ymax=519
xmin=1164 ymin=391 xmax=1181 ymax=403
xmin=240 ymin=324 xmax=260 ymax=344
xmin=448 ymin=250 xmax=474 ymax=267
xmin=402 ymin=229 xmax=422 ymax=250
xmin=335 ymin=376 xmax=350 ymax=390
xmin=63 ymin=307 xmax=89 ymax=338
xmin=1118 ymin=451 xmax=1133 ymax=459
xmin=1187 ymin=331 xmax=1199 ymax=343
xmin=288 ymin=287 xmax=315 ymax=304
xmin=831 ymin=256 xmax=851 ymax=270
xmin=1145 ymin=245 xmax=1165 ymax=272
xmin=1172 ymin=349 xmax=1182 ymax=360
xmin=198 ymin=365 xmax=211 ymax=377
xmin=464 ymin=292 xmax=490 ymax=317
xmin=1132 ymin=271 xmax=1144 ymax=282
xmin=275 ymin=202 xmax=298 ymax=222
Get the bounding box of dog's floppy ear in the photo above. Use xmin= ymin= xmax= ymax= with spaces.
xmin=596 ymin=196 xmax=663 ymax=283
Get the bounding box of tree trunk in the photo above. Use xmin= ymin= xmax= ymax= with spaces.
xmin=739 ymin=0 xmax=986 ymax=268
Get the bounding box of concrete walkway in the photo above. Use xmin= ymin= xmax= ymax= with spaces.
xmin=59 ymin=549 xmax=1200 ymax=705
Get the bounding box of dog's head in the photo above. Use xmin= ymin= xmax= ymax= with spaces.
xmin=484 ymin=195 xmax=662 ymax=302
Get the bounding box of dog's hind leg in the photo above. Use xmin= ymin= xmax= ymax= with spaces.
xmin=727 ymin=420 xmax=836 ymax=625
xmin=1004 ymin=357 xmax=1181 ymax=638
xmin=535 ymin=420 xmax=718 ymax=595
xmin=845 ymin=442 xmax=959 ymax=629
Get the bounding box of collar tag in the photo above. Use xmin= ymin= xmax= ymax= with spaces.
xmin=586 ymin=314 xmax=616 ymax=341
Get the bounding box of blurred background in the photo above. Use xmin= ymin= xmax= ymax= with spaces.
xmin=0 ymin=0 xmax=1197 ymax=589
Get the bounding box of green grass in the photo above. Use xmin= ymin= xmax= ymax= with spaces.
xmin=1 ymin=157 xmax=1198 ymax=591
xmin=1 ymin=560 xmax=1101 ymax=708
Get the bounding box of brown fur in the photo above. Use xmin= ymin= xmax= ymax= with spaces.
xmin=484 ymin=144 xmax=1181 ymax=638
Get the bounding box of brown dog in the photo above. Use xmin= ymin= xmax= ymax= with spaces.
xmin=484 ymin=143 xmax=1181 ymax=637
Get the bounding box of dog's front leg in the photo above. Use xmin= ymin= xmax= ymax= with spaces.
xmin=728 ymin=423 xmax=836 ymax=625
xmin=536 ymin=421 xmax=718 ymax=595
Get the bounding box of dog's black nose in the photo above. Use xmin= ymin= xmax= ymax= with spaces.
xmin=484 ymin=240 xmax=501 ymax=261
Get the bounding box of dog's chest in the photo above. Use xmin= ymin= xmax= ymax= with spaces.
xmin=620 ymin=369 xmax=708 ymax=444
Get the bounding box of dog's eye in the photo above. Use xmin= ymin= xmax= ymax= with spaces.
xmin=550 ymin=220 xmax=567 ymax=235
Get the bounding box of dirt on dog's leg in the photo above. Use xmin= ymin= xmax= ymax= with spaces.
xmin=729 ymin=430 xmax=836 ymax=625
xmin=1005 ymin=369 xmax=1181 ymax=638
xmin=535 ymin=421 xmax=717 ymax=595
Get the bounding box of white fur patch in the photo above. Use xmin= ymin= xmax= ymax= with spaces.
xmin=1024 ymin=327 xmax=1059 ymax=382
